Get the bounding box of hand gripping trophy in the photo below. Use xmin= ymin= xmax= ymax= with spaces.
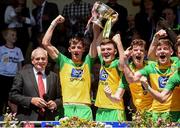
xmin=87 ymin=1 xmax=118 ymax=39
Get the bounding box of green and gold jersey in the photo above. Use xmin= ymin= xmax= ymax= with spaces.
xmin=120 ymin=61 xmax=153 ymax=111
xmin=95 ymin=55 xmax=124 ymax=110
xmin=171 ymin=56 xmax=179 ymax=65
xmin=164 ymin=68 xmax=180 ymax=112
xmin=56 ymin=53 xmax=94 ymax=104
xmin=165 ymin=69 xmax=180 ymax=91
xmin=139 ymin=59 xmax=179 ymax=112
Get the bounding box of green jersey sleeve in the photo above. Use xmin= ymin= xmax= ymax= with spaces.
xmin=139 ymin=63 xmax=155 ymax=77
xmin=55 ymin=53 xmax=72 ymax=71
xmin=165 ymin=70 xmax=180 ymax=91
xmin=119 ymin=74 xmax=129 ymax=89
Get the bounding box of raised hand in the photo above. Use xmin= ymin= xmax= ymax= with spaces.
xmin=51 ymin=15 xmax=65 ymax=26
xmin=124 ymin=46 xmax=132 ymax=61
xmin=91 ymin=2 xmax=99 ymax=18
xmin=154 ymin=29 xmax=167 ymax=39
xmin=112 ymin=33 xmax=121 ymax=45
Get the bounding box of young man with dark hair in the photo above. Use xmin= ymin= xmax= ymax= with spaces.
xmin=42 ymin=15 xmax=100 ymax=120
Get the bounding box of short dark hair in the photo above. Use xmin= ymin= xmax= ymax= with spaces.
xmin=100 ymin=38 xmax=117 ymax=49
xmin=157 ymin=38 xmax=173 ymax=48
xmin=69 ymin=36 xmax=85 ymax=47
xmin=130 ymin=39 xmax=146 ymax=49
xmin=2 ymin=28 xmax=16 ymax=39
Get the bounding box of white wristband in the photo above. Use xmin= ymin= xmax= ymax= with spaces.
xmin=50 ymin=23 xmax=56 ymax=28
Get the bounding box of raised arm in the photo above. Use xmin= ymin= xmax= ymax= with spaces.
xmin=124 ymin=64 xmax=143 ymax=83
xmin=148 ymin=29 xmax=167 ymax=61
xmin=42 ymin=15 xmax=65 ymax=60
xmin=112 ymin=34 xmax=125 ymax=70
xmin=96 ymin=32 xmax=103 ymax=56
xmin=121 ymin=47 xmax=142 ymax=83
xmin=88 ymin=24 xmax=100 ymax=58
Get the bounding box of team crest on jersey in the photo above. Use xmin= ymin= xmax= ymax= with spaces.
xmin=158 ymin=76 xmax=169 ymax=88
xmin=99 ymin=69 xmax=108 ymax=81
xmin=71 ymin=68 xmax=83 ymax=78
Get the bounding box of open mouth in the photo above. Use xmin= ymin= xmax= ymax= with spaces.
xmin=74 ymin=52 xmax=80 ymax=56
xmin=160 ymin=55 xmax=166 ymax=59
xmin=104 ymin=53 xmax=110 ymax=58
xmin=135 ymin=56 xmax=142 ymax=60
xmin=74 ymin=53 xmax=79 ymax=56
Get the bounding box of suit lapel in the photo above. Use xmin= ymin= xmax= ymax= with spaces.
xmin=28 ymin=68 xmax=39 ymax=96
xmin=46 ymin=70 xmax=50 ymax=94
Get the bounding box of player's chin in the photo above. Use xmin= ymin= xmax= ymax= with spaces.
xmin=104 ymin=58 xmax=112 ymax=64
xmin=159 ymin=58 xmax=168 ymax=64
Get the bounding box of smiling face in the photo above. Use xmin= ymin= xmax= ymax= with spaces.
xmin=100 ymin=41 xmax=117 ymax=65
xmin=31 ymin=47 xmax=48 ymax=72
xmin=156 ymin=39 xmax=173 ymax=65
xmin=68 ymin=37 xmax=85 ymax=63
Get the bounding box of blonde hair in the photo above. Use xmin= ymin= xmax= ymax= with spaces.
xmin=31 ymin=47 xmax=47 ymax=60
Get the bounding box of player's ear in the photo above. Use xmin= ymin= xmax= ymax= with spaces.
xmin=115 ymin=49 xmax=117 ymax=54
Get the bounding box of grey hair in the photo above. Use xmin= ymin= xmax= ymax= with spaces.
xmin=31 ymin=47 xmax=48 ymax=60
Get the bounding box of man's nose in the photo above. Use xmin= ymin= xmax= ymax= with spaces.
xmin=137 ymin=50 xmax=141 ymax=53
xmin=104 ymin=49 xmax=109 ymax=53
xmin=74 ymin=47 xmax=79 ymax=51
xmin=159 ymin=49 xmax=166 ymax=53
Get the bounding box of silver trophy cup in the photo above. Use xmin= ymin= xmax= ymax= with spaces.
xmin=92 ymin=1 xmax=118 ymax=28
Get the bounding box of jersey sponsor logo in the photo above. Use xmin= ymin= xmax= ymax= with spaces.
xmin=70 ymin=77 xmax=84 ymax=81
xmin=158 ymin=76 xmax=169 ymax=88
xmin=99 ymin=81 xmax=108 ymax=86
xmin=99 ymin=69 xmax=108 ymax=81
xmin=71 ymin=68 xmax=83 ymax=78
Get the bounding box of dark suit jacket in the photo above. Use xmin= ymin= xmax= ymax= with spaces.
xmin=9 ymin=68 xmax=63 ymax=121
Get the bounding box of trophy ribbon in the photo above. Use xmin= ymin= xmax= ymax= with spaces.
xmin=103 ymin=17 xmax=112 ymax=39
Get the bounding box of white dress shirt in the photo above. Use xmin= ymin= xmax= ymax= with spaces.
xmin=33 ymin=67 xmax=47 ymax=93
